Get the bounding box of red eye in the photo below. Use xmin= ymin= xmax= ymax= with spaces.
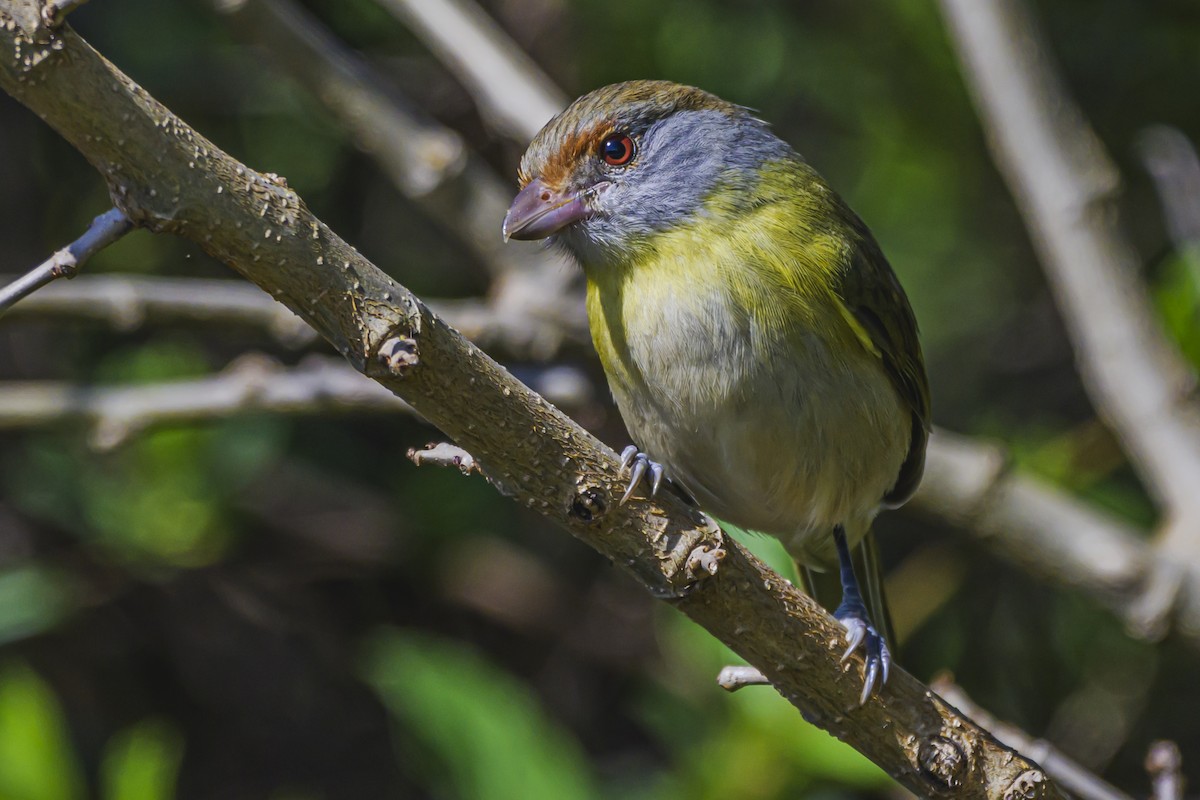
xmin=600 ymin=134 xmax=635 ymax=166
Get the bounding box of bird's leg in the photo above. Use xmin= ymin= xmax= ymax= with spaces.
xmin=618 ymin=445 xmax=665 ymax=504
xmin=832 ymin=525 xmax=891 ymax=704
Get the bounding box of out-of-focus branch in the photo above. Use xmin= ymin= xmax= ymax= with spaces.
xmin=937 ymin=0 xmax=1200 ymax=636
xmin=375 ymin=0 xmax=565 ymax=142
xmin=0 ymin=274 xmax=588 ymax=356
xmin=0 ymin=355 xmax=593 ymax=450
xmin=213 ymin=0 xmax=533 ymax=277
xmin=1137 ymin=126 xmax=1200 ymax=251
xmin=1145 ymin=741 xmax=1184 ymax=800
xmin=2 ymin=274 xmax=316 ymax=344
xmin=212 ymin=0 xmax=584 ymax=358
xmin=0 ymin=10 xmax=1066 ymax=796
xmin=0 ymin=208 xmax=130 ymax=317
xmin=911 ymin=429 xmax=1200 ymax=647
xmin=1137 ymin=126 xmax=1200 ymax=293
xmin=932 ymin=677 xmax=1135 ymax=800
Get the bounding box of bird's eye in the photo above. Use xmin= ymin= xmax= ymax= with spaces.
xmin=600 ymin=134 xmax=635 ymax=166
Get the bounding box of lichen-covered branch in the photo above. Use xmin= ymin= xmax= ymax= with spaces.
xmin=0 ymin=6 xmax=1063 ymax=797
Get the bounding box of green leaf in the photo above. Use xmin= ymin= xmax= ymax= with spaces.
xmin=101 ymin=718 xmax=184 ymax=800
xmin=0 ymin=662 xmax=86 ymax=800
xmin=361 ymin=629 xmax=597 ymax=800
xmin=0 ymin=566 xmax=72 ymax=646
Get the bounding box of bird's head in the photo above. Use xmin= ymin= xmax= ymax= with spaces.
xmin=503 ymin=80 xmax=792 ymax=265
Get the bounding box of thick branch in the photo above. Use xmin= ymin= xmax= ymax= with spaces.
xmin=0 ymin=207 xmax=129 ymax=316
xmin=0 ymin=8 xmax=1063 ymax=797
xmin=937 ymin=0 xmax=1200 ymax=567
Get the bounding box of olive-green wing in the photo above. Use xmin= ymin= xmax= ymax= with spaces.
xmin=834 ymin=219 xmax=931 ymax=507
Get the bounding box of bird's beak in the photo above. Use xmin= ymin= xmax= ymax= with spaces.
xmin=503 ymin=177 xmax=591 ymax=241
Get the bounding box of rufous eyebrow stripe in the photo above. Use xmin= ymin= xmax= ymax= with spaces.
xmin=519 ymin=120 xmax=614 ymax=189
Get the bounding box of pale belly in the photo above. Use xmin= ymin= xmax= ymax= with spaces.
xmin=596 ymin=285 xmax=909 ymax=567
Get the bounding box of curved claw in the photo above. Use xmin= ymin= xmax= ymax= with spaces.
xmin=649 ymin=462 xmax=664 ymax=496
xmin=618 ymin=447 xmax=667 ymax=504
xmin=836 ymin=610 xmax=891 ymax=705
xmin=840 ymin=618 xmax=867 ymax=663
xmin=622 ymin=457 xmax=647 ymax=504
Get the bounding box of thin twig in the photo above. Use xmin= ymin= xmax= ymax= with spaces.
xmin=932 ymin=677 xmax=1135 ymax=800
xmin=0 ymin=355 xmax=594 ymax=449
xmin=1145 ymin=741 xmax=1184 ymax=800
xmin=375 ymin=0 xmax=566 ymax=142
xmin=0 ymin=12 xmax=1068 ymax=795
xmin=40 ymin=0 xmax=90 ymax=26
xmin=407 ymin=442 xmax=479 ymax=474
xmin=0 ymin=208 xmax=130 ymax=317
xmin=716 ymin=665 xmax=771 ymax=692
xmin=2 ymin=274 xmax=316 ymax=344
xmin=0 ymin=274 xmax=588 ymax=357
xmin=937 ymin=0 xmax=1200 ymax=637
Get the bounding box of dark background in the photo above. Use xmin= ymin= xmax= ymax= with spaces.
xmin=0 ymin=0 xmax=1197 ymax=797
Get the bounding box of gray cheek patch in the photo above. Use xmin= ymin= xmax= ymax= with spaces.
xmin=581 ymin=110 xmax=795 ymax=250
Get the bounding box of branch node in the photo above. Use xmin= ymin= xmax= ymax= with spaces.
xmin=684 ymin=543 xmax=725 ymax=582
xmin=1004 ymin=769 xmax=1051 ymax=800
xmin=917 ymin=734 xmax=969 ymax=795
xmin=378 ymin=335 xmax=419 ymax=375
xmin=568 ymin=485 xmax=606 ymax=524
xmin=41 ymin=0 xmax=91 ymax=28
xmin=406 ymin=442 xmax=478 ymax=475
xmin=716 ymin=664 xmax=770 ymax=692
xmin=1146 ymin=740 xmax=1184 ymax=800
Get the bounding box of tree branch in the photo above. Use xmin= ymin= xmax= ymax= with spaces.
xmin=0 ymin=7 xmax=1065 ymax=797
xmin=0 ymin=207 xmax=129 ymax=316
xmin=931 ymin=677 xmax=1135 ymax=800
xmin=0 ymin=355 xmax=593 ymax=449
xmin=0 ymin=274 xmax=588 ymax=356
xmin=375 ymin=0 xmax=566 ymax=142
xmin=212 ymin=0 xmax=584 ymax=358
xmin=937 ymin=0 xmax=1200 ymax=634
xmin=911 ymin=429 xmax=1200 ymax=646
xmin=1145 ymin=741 xmax=1184 ymax=800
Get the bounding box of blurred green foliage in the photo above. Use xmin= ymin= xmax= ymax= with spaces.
xmin=0 ymin=0 xmax=1197 ymax=797
xmin=364 ymin=629 xmax=597 ymax=800
xmin=0 ymin=662 xmax=87 ymax=800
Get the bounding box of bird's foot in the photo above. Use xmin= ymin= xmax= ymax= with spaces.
xmin=834 ymin=599 xmax=891 ymax=705
xmin=619 ymin=445 xmax=665 ymax=504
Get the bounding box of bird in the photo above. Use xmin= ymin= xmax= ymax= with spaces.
xmin=502 ymin=80 xmax=929 ymax=702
